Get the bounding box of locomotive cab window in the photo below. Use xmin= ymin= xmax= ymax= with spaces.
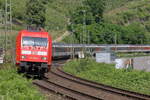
xmin=22 ymin=36 xmax=48 ymax=47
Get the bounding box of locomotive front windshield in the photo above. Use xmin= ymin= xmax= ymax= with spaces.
xmin=22 ymin=36 xmax=48 ymax=47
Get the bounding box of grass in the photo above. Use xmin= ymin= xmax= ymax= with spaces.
xmin=105 ymin=0 xmax=136 ymax=11
xmin=0 ymin=64 xmax=45 ymax=100
xmin=48 ymin=30 xmax=66 ymax=40
xmin=63 ymin=59 xmax=150 ymax=95
xmin=117 ymin=52 xmax=150 ymax=58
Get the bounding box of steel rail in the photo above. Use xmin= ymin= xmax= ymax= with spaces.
xmin=49 ymin=67 xmax=150 ymax=100
xmin=33 ymin=79 xmax=103 ymax=100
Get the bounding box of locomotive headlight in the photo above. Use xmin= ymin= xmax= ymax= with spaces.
xmin=37 ymin=51 xmax=47 ymax=56
xmin=41 ymin=57 xmax=47 ymax=60
xmin=21 ymin=56 xmax=26 ymax=59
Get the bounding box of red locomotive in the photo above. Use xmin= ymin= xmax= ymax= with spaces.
xmin=16 ymin=29 xmax=52 ymax=77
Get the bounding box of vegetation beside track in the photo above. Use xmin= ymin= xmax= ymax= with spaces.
xmin=63 ymin=59 xmax=150 ymax=95
xmin=0 ymin=65 xmax=45 ymax=100
xmin=117 ymin=52 xmax=150 ymax=58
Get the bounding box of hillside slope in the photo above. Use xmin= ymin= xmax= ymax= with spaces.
xmin=0 ymin=0 xmax=83 ymax=39
xmin=45 ymin=0 xmax=83 ymax=39
xmin=104 ymin=0 xmax=150 ymax=28
xmin=1 ymin=0 xmax=150 ymax=41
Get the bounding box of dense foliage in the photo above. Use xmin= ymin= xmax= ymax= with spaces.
xmin=63 ymin=59 xmax=150 ymax=95
xmin=26 ymin=0 xmax=49 ymax=27
xmin=0 ymin=0 xmax=84 ymax=38
xmin=105 ymin=0 xmax=139 ymax=11
xmin=0 ymin=0 xmax=150 ymax=43
xmin=67 ymin=0 xmax=150 ymax=44
xmin=0 ymin=67 xmax=45 ymax=100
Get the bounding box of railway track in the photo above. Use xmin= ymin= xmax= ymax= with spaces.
xmin=33 ymin=78 xmax=101 ymax=100
xmin=52 ymin=59 xmax=69 ymax=67
xmin=33 ymin=60 xmax=150 ymax=100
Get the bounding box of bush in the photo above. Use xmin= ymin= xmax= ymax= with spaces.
xmin=71 ymin=22 xmax=148 ymax=44
xmin=0 ymin=67 xmax=45 ymax=100
xmin=63 ymin=59 xmax=150 ymax=95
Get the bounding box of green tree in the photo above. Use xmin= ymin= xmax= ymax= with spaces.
xmin=0 ymin=0 xmax=4 ymax=8
xmin=12 ymin=0 xmax=28 ymax=20
xmin=84 ymin=0 xmax=106 ymax=23
xmin=70 ymin=0 xmax=106 ymax=26
xmin=122 ymin=23 xmax=147 ymax=44
xmin=70 ymin=6 xmax=95 ymax=25
xmin=94 ymin=23 xmax=147 ymax=44
xmin=26 ymin=0 xmax=47 ymax=27
xmin=68 ymin=0 xmax=106 ymax=43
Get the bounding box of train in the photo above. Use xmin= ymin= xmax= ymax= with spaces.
xmin=53 ymin=43 xmax=150 ymax=53
xmin=15 ymin=27 xmax=150 ymax=77
xmin=16 ymin=29 xmax=52 ymax=77
xmin=52 ymin=43 xmax=150 ymax=58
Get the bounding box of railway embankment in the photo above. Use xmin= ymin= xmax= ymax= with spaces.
xmin=63 ymin=59 xmax=150 ymax=95
xmin=0 ymin=65 xmax=45 ymax=100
